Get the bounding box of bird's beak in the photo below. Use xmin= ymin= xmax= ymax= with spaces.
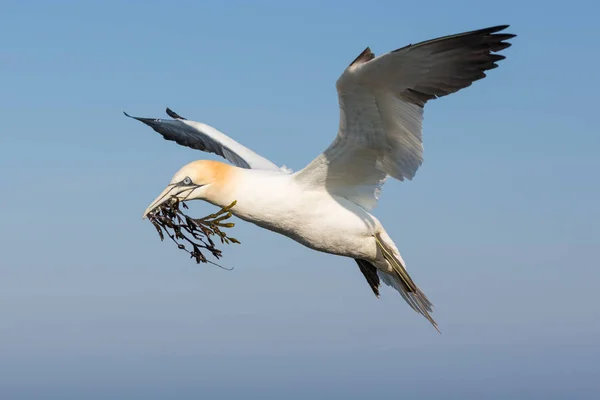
xmin=142 ymin=184 xmax=184 ymax=219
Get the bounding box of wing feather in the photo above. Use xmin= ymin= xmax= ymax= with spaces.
xmin=294 ymin=25 xmax=515 ymax=209
xmin=124 ymin=108 xmax=283 ymax=172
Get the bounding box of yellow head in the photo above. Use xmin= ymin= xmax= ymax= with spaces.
xmin=142 ymin=160 xmax=235 ymax=218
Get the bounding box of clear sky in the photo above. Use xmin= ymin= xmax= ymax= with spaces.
xmin=1 ymin=0 xmax=599 ymax=398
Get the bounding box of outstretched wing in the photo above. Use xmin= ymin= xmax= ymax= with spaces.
xmin=125 ymin=108 xmax=283 ymax=172
xmin=293 ymin=25 xmax=515 ymax=210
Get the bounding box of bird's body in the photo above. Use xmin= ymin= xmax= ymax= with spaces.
xmin=209 ymin=163 xmax=383 ymax=261
xmin=126 ymin=25 xmax=516 ymax=331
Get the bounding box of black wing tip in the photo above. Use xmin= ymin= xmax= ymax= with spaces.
xmin=480 ymin=25 xmax=517 ymax=44
xmin=355 ymin=259 xmax=381 ymax=298
xmin=122 ymin=111 xmax=161 ymax=127
xmin=446 ymin=24 xmax=516 ymax=55
xmin=393 ymin=24 xmax=516 ymax=54
xmin=166 ymin=107 xmax=186 ymax=120
xmin=123 ymin=111 xmax=150 ymax=121
xmin=123 ymin=111 xmax=148 ymax=122
xmin=479 ymin=24 xmax=516 ymax=37
xmin=124 ymin=109 xmax=185 ymax=121
xmin=485 ymin=24 xmax=510 ymax=32
xmin=349 ymin=47 xmax=375 ymax=67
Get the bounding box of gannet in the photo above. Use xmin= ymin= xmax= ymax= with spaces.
xmin=125 ymin=25 xmax=516 ymax=331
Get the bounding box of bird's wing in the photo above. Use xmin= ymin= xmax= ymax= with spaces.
xmin=124 ymin=108 xmax=283 ymax=172
xmin=293 ymin=25 xmax=515 ymax=210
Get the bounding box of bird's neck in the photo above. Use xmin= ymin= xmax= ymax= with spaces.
xmin=212 ymin=169 xmax=293 ymax=228
xmin=201 ymin=161 xmax=244 ymax=207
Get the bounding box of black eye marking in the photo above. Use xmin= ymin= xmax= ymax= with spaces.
xmin=182 ymin=177 xmax=193 ymax=185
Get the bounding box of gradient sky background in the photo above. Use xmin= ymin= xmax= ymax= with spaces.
xmin=1 ymin=1 xmax=599 ymax=399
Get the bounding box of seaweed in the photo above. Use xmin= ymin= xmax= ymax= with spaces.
xmin=146 ymin=198 xmax=240 ymax=269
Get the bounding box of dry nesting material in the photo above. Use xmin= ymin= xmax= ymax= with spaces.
xmin=146 ymin=199 xmax=240 ymax=269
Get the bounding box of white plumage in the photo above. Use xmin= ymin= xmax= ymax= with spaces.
xmin=126 ymin=25 xmax=516 ymax=332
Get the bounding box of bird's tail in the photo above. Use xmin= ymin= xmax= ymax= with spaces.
xmin=374 ymin=233 xmax=440 ymax=333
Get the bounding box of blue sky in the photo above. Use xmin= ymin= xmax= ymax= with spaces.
xmin=1 ymin=0 xmax=599 ymax=398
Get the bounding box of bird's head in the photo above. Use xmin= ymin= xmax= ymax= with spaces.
xmin=142 ymin=160 xmax=235 ymax=219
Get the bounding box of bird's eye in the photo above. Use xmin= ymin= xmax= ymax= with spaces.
xmin=182 ymin=177 xmax=192 ymax=185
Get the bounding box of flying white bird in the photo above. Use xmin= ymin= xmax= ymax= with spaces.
xmin=125 ymin=25 xmax=516 ymax=332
